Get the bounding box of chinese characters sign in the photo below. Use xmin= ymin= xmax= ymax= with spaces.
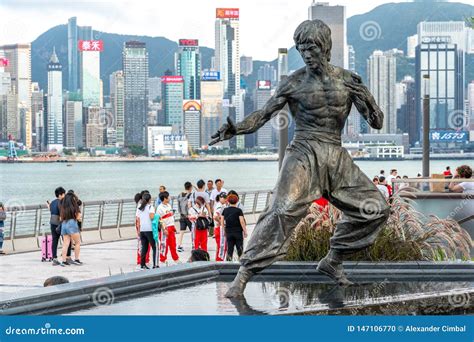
xmin=161 ymin=76 xmax=184 ymax=83
xmin=179 ymin=39 xmax=199 ymax=46
xmin=430 ymin=130 xmax=468 ymax=142
xmin=202 ymin=71 xmax=220 ymax=81
xmin=216 ymin=8 xmax=239 ymax=19
xmin=0 ymin=58 xmax=8 ymax=67
xmin=78 ymin=40 xmax=104 ymax=52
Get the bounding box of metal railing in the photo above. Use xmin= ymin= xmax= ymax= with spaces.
xmin=2 ymin=190 xmax=273 ymax=251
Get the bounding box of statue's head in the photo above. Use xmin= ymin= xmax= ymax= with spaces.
xmin=294 ymin=20 xmax=332 ymax=70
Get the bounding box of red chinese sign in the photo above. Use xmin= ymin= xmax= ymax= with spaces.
xmin=0 ymin=58 xmax=8 ymax=67
xmin=78 ymin=40 xmax=104 ymax=52
xmin=216 ymin=8 xmax=239 ymax=19
xmin=179 ymin=39 xmax=199 ymax=46
xmin=161 ymin=76 xmax=184 ymax=83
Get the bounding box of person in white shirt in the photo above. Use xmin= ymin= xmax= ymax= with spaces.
xmin=210 ymin=179 xmax=228 ymax=203
xmin=136 ymin=193 xmax=157 ymax=269
xmin=205 ymin=180 xmax=214 ymax=199
xmin=386 ymin=169 xmax=397 ymax=187
xmin=213 ymin=193 xmax=228 ymax=261
xmin=188 ymin=196 xmax=211 ymax=252
xmin=157 ymin=191 xmax=179 ymax=264
xmin=449 ymin=165 xmax=474 ymax=194
xmin=374 ymin=176 xmax=389 ymax=200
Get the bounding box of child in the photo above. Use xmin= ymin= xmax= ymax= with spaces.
xmin=213 ymin=193 xmax=227 ymax=261
xmin=188 ymin=196 xmax=210 ymax=252
xmin=157 ymin=191 xmax=179 ymax=264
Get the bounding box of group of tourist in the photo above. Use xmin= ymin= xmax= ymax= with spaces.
xmin=373 ymin=164 xmax=473 ymax=200
xmin=134 ymin=178 xmax=248 ymax=270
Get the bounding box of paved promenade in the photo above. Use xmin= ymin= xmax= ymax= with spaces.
xmin=0 ymin=227 xmax=254 ymax=296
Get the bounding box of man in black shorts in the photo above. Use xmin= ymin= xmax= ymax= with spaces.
xmin=177 ymin=181 xmax=193 ymax=252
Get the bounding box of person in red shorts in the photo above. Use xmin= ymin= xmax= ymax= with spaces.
xmin=157 ymin=191 xmax=179 ymax=264
xmin=189 ymin=196 xmax=211 ymax=252
xmin=213 ymin=192 xmax=228 ymax=261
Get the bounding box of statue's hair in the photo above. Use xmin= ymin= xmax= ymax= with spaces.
xmin=293 ymin=20 xmax=332 ymax=62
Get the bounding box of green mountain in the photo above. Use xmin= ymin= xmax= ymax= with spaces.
xmin=32 ymin=1 xmax=474 ymax=95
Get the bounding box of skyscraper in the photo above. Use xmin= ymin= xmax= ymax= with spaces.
xmin=67 ymin=17 xmax=79 ymax=92
xmin=123 ymin=41 xmax=149 ymax=147
xmin=254 ymin=81 xmax=274 ymax=149
xmin=277 ymin=48 xmax=288 ymax=83
xmin=64 ymin=100 xmax=82 ymax=149
xmin=46 ymin=48 xmax=63 ymax=151
xmin=240 ymin=56 xmax=253 ymax=76
xmin=201 ymin=76 xmax=224 ymax=147
xmin=367 ymin=50 xmax=397 ymax=134
xmin=183 ymin=100 xmax=201 ymax=149
xmin=79 ymin=39 xmax=102 ymax=107
xmin=161 ymin=76 xmax=184 ymax=131
xmin=31 ymin=82 xmax=44 ymax=149
xmin=396 ymin=76 xmax=417 ymax=146
xmin=257 ymin=64 xmax=277 ymax=84
xmin=415 ymin=40 xmax=464 ymax=135
xmin=0 ymin=54 xmax=12 ymax=141
xmin=215 ymin=8 xmax=243 ymax=148
xmin=0 ymin=44 xmax=32 ymax=145
xmin=110 ymin=70 xmax=125 ymax=147
xmin=308 ymin=2 xmax=347 ymax=69
xmin=176 ymin=39 xmax=201 ymax=100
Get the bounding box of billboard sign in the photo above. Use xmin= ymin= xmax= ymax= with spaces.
xmin=0 ymin=58 xmax=8 ymax=67
xmin=430 ymin=130 xmax=468 ymax=142
xmin=78 ymin=40 xmax=103 ymax=52
xmin=161 ymin=76 xmax=184 ymax=83
xmin=216 ymin=8 xmax=239 ymax=19
xmin=257 ymin=80 xmax=271 ymax=90
xmin=164 ymin=134 xmax=187 ymax=145
xmin=183 ymin=100 xmax=201 ymax=112
xmin=202 ymin=71 xmax=220 ymax=81
xmin=179 ymin=39 xmax=199 ymax=46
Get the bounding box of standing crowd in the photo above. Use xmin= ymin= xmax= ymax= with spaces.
xmin=134 ymin=179 xmax=248 ymax=269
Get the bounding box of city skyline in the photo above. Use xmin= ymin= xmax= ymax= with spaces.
xmin=2 ymin=0 xmax=471 ymax=61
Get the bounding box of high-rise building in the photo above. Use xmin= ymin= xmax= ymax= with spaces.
xmin=348 ymin=45 xmax=355 ymax=71
xmin=31 ymin=82 xmax=44 ymax=149
xmin=67 ymin=17 xmax=79 ymax=92
xmin=344 ymin=46 xmax=360 ymax=137
xmin=79 ymin=39 xmax=102 ymax=107
xmin=308 ymin=2 xmax=347 ymax=69
xmin=110 ymin=70 xmax=125 ymax=147
xmin=0 ymin=55 xmax=11 ymax=141
xmin=406 ymin=34 xmax=418 ymax=58
xmin=123 ymin=41 xmax=149 ymax=147
xmin=64 ymin=100 xmax=82 ymax=149
xmin=0 ymin=44 xmax=32 ymax=145
xmin=148 ymin=77 xmax=161 ymax=103
xmin=367 ymin=50 xmax=397 ymax=134
xmin=255 ymin=81 xmax=274 ymax=148
xmin=418 ymin=21 xmax=469 ymax=53
xmin=415 ymin=41 xmax=464 ymax=135
xmin=277 ymin=48 xmax=288 ymax=83
xmin=215 ymin=8 xmax=243 ymax=148
xmin=396 ymin=76 xmax=417 ymax=146
xmin=85 ymin=106 xmax=104 ymax=148
xmin=161 ymin=76 xmax=184 ymax=131
xmin=201 ymin=78 xmax=224 ymax=147
xmin=183 ymin=99 xmax=201 ymax=149
xmin=257 ymin=64 xmax=277 ymax=84
xmin=468 ymin=81 xmax=474 ymax=131
xmin=240 ymin=56 xmax=253 ymax=76
xmin=46 ymin=48 xmax=63 ymax=151
xmin=176 ymin=39 xmax=201 ymax=100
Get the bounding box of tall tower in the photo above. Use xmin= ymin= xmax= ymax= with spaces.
xmin=308 ymin=2 xmax=347 ymax=69
xmin=67 ymin=17 xmax=79 ymax=92
xmin=215 ymin=8 xmax=243 ymax=148
xmin=277 ymin=48 xmax=288 ymax=83
xmin=176 ymin=39 xmax=201 ymax=100
xmin=0 ymin=44 xmax=32 ymax=146
xmin=123 ymin=41 xmax=149 ymax=147
xmin=367 ymin=50 xmax=397 ymax=134
xmin=110 ymin=70 xmax=125 ymax=147
xmin=46 ymin=48 xmax=63 ymax=151
xmin=161 ymin=76 xmax=184 ymax=131
xmin=79 ymin=39 xmax=102 ymax=107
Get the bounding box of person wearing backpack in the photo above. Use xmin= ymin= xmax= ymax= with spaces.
xmin=47 ymin=187 xmax=72 ymax=265
xmin=189 ymin=196 xmax=210 ymax=252
xmin=0 ymin=202 xmax=6 ymax=255
xmin=177 ymin=182 xmax=193 ymax=252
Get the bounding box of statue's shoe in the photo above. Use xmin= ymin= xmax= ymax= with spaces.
xmin=225 ymin=267 xmax=254 ymax=298
xmin=316 ymin=255 xmax=354 ymax=287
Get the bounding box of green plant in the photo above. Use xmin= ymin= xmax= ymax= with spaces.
xmin=286 ymin=188 xmax=473 ymax=262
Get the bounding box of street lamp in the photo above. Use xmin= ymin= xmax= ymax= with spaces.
xmin=422 ymin=74 xmax=430 ymax=178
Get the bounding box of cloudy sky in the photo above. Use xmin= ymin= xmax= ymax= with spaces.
xmin=0 ymin=0 xmax=470 ymax=60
